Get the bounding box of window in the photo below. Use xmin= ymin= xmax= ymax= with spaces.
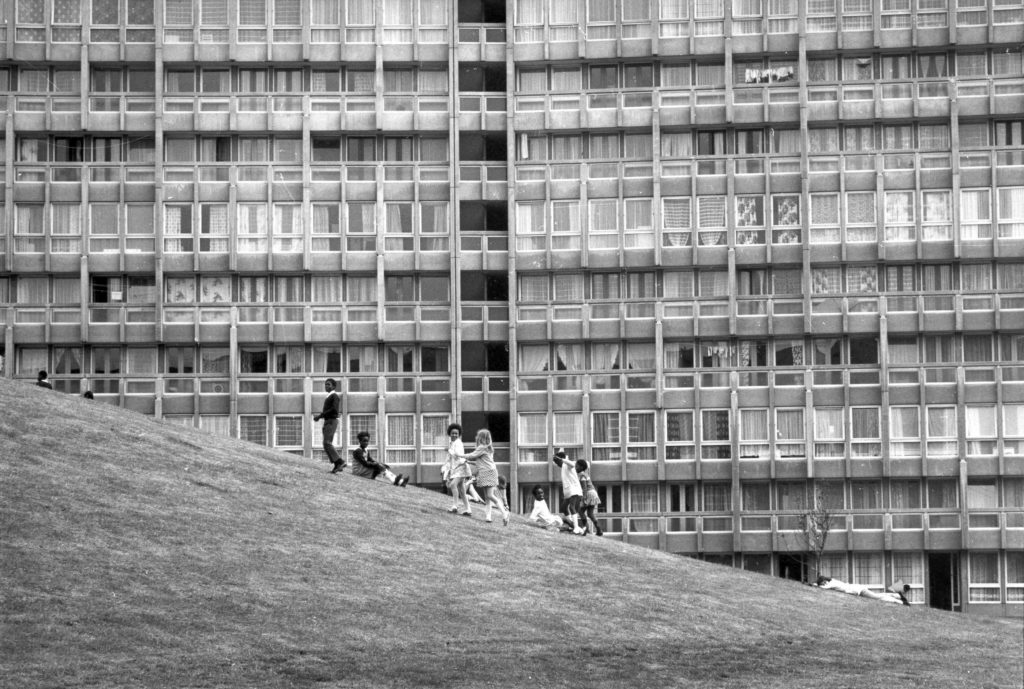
xmin=386 ymin=414 xmax=415 ymax=464
xmin=969 ymin=553 xmax=1000 ymax=603
xmin=239 ymin=415 xmax=268 ymax=445
xmin=884 ymin=191 xmax=915 ymax=242
xmin=852 ymin=553 xmax=884 ymax=591
xmin=739 ymin=409 xmax=769 ymax=459
xmin=275 ymin=416 xmax=303 ymax=448
xmin=890 ymin=407 xmax=921 ymax=457
xmin=701 ymin=409 xmax=730 ymax=460
xmin=851 ymin=481 xmax=881 ymax=510
xmin=775 ymin=409 xmax=805 ymax=458
xmin=960 ymin=189 xmax=992 ymax=240
xmin=627 ymin=412 xmax=656 ymax=461
xmin=926 ymin=406 xmax=957 ymax=457
xmin=665 ymin=410 xmax=694 ymax=460
xmin=850 ymin=407 xmax=880 ymax=458
xmin=703 ymin=483 xmax=731 ymax=512
xmin=517 ymin=412 xmax=548 ymax=463
xmin=592 ymin=411 xmax=620 ymax=462
xmin=997 ymin=187 xmax=1024 ymax=239
xmin=814 ymin=408 xmax=844 ymax=458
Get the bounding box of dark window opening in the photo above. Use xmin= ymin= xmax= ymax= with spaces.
xmin=460 ymin=411 xmax=511 ymax=444
xmin=457 ymin=0 xmax=505 ymax=23
xmin=459 ymin=132 xmax=507 ymax=162
xmin=458 ymin=63 xmax=506 ymax=92
xmin=462 ymin=341 xmax=509 ymax=372
xmin=460 ymin=272 xmax=508 ymax=301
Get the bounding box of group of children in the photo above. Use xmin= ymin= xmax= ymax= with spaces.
xmin=442 ymin=424 xmax=510 ymax=525
xmin=440 ymin=427 xmax=603 ymax=535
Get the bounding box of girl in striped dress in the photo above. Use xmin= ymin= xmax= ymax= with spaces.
xmin=575 ymin=459 xmax=603 ymax=536
xmin=450 ymin=429 xmax=509 ymax=526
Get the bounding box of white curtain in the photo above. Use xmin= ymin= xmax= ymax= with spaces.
xmin=591 ymin=343 xmax=620 ymax=370
xmin=890 ymin=407 xmax=919 ymax=440
xmin=741 ymin=409 xmax=768 ymax=441
xmin=517 ymin=413 xmax=548 ymax=445
xmin=592 ymin=412 xmax=620 ymax=444
xmin=626 ymin=343 xmax=655 ymax=369
xmin=776 ymin=409 xmax=803 ymax=440
xmin=347 ymin=203 xmax=376 ymax=234
xmin=516 ymin=0 xmax=543 ymax=24
xmin=814 ymin=408 xmax=843 ymax=440
xmin=519 ymin=345 xmax=550 ymax=373
xmin=518 ymin=275 xmax=549 ymax=301
xmin=165 ymin=0 xmax=193 ymax=24
xmin=419 ymin=0 xmax=445 ymax=24
xmin=347 ymin=0 xmax=374 ymax=24
xmin=553 ymin=275 xmax=583 ymax=300
xmin=165 ymin=277 xmax=196 ymax=303
xmin=556 ymin=344 xmax=584 ymax=371
xmin=238 ymin=204 xmax=267 ymax=235
xmin=553 ymin=413 xmax=583 ymax=446
xmin=199 ymin=276 xmax=230 ymax=303
xmin=311 ymin=0 xmax=340 ymax=23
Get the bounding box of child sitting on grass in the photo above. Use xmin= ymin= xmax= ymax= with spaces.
xmin=351 ymin=431 xmax=409 ymax=487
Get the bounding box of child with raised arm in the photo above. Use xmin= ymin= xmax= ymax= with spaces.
xmin=450 ymin=429 xmax=510 ymax=525
xmin=552 ymin=448 xmax=584 ymax=534
xmin=443 ymin=423 xmax=473 ymax=516
xmin=575 ymin=459 xmax=603 ymax=536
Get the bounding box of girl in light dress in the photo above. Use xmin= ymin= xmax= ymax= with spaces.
xmin=443 ymin=423 xmax=473 ymax=516
xmin=449 ymin=429 xmax=510 ymax=526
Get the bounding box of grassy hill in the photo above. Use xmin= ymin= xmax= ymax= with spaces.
xmin=1 ymin=378 xmax=1021 ymax=689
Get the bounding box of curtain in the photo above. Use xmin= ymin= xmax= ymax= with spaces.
xmin=311 ymin=276 xmax=343 ymax=302
xmin=589 ymin=133 xmax=618 ymax=158
xmin=890 ymin=407 xmax=919 ymax=440
xmin=698 ymin=196 xmax=726 ymax=228
xmin=238 ymin=204 xmax=267 ymax=235
xmin=663 ymin=342 xmax=694 ymax=368
xmin=348 ymin=203 xmax=375 ymax=234
xmin=661 ymin=133 xmax=692 ymax=158
xmin=550 ymin=135 xmax=581 ymax=160
xmin=386 ymin=203 xmax=412 ymax=234
xmin=165 ymin=277 xmax=196 ymax=303
xmin=919 ymin=125 xmax=950 ymax=150
xmin=239 ymin=0 xmax=266 ymax=23
xmin=963 ymin=335 xmax=993 ymax=362
xmin=519 ymin=345 xmax=550 ymax=373
xmin=703 ymin=484 xmax=731 ymax=511
xmin=890 ymin=481 xmax=921 ymax=510
xmin=626 ymin=343 xmax=655 ymax=370
xmin=347 ymin=0 xmax=374 ymax=23
xmin=554 ymin=413 xmax=583 ymax=446
xmin=550 ymin=68 xmax=581 ymax=91
xmin=420 ymin=203 xmax=447 ymax=235
xmin=776 ymin=409 xmax=803 ymax=440
xmin=630 ymin=485 xmax=659 ymax=513
xmin=1004 ymin=404 xmax=1024 ymax=437
xmin=851 ymin=407 xmax=879 ymax=439
xmin=589 ymin=200 xmax=618 ymax=232
xmin=516 ymin=0 xmax=543 ymax=24
xmin=518 ymin=276 xmax=548 ymax=301
xmin=591 ymin=343 xmax=620 ymax=370
xmin=885 ymin=192 xmax=914 ymax=223
xmin=661 ymin=64 xmax=691 ymax=87
xmin=239 ymin=277 xmax=268 ymax=303
xmin=740 ymin=409 xmax=768 ymax=441
xmin=776 ymin=481 xmax=806 ymax=510
xmin=201 ymin=0 xmax=228 ymax=24
xmin=518 ymin=69 xmax=546 ymax=92
xmin=387 ymin=415 xmax=415 ymax=446
xmin=197 ymin=276 xmax=229 ymax=303
xmin=624 ymin=199 xmax=652 ymax=231
xmin=588 ymin=0 xmax=615 ymax=22
xmin=622 ymin=0 xmax=650 ymax=21
xmin=623 ymin=134 xmax=653 ymax=159
xmin=311 ymin=0 xmax=340 ymax=23
xmin=661 ymin=0 xmax=688 ymax=18
xmin=664 ymin=271 xmax=694 ymax=298
xmin=810 ymin=193 xmax=839 ymax=225
xmin=517 ymin=413 xmax=547 ymax=445
xmin=556 ymin=344 xmax=584 ymax=371
xmin=592 ymin=412 xmax=619 ymax=444
xmin=420 ymin=0 xmax=445 ymax=24
xmin=553 ymin=275 xmax=583 ymax=300
xmin=383 ymin=0 xmax=412 ymax=25
xmin=51 ymin=205 xmax=81 ymax=236
xmin=853 ymin=554 xmax=883 ymax=587
xmin=814 ymin=408 xmax=843 ymax=440
xmin=516 ymin=203 xmax=546 ymax=235
xmin=1006 ymin=479 xmax=1024 ymax=509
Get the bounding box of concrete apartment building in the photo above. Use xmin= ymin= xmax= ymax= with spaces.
xmin=1 ymin=0 xmax=1022 ymax=614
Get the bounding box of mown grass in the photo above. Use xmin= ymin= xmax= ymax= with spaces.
xmin=1 ymin=378 xmax=1021 ymax=689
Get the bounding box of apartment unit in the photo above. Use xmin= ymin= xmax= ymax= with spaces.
xmin=1 ymin=0 xmax=1022 ymax=614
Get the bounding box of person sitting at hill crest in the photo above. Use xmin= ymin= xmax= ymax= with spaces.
xmin=351 ymin=431 xmax=409 ymax=487
xmin=36 ymin=370 xmax=53 ymax=390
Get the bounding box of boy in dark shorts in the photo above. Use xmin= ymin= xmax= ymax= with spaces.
xmin=552 ymin=448 xmax=584 ymax=534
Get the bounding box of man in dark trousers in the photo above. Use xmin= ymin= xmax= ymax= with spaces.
xmin=313 ymin=378 xmax=347 ymax=474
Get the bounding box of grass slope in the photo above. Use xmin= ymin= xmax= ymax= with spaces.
xmin=1 ymin=378 xmax=1021 ymax=689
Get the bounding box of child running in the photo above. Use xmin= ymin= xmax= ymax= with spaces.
xmin=443 ymin=423 xmax=473 ymax=516
xmin=552 ymin=448 xmax=584 ymax=534
xmin=575 ymin=459 xmax=603 ymax=536
xmin=450 ymin=429 xmax=509 ymax=525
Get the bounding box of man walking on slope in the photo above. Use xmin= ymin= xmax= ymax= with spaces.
xmin=313 ymin=378 xmax=347 ymax=474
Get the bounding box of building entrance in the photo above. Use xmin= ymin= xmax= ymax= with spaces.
xmin=928 ymin=553 xmax=961 ymax=611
